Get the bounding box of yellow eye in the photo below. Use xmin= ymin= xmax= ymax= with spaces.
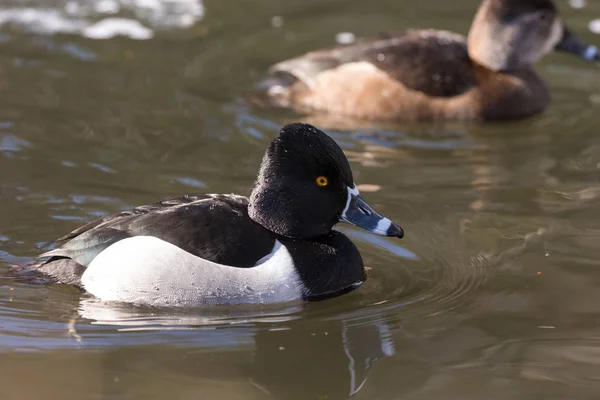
xmin=316 ymin=176 xmax=329 ymax=187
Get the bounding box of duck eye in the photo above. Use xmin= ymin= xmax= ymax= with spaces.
xmin=316 ymin=176 xmax=329 ymax=187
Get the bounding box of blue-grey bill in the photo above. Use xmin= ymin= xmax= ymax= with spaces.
xmin=340 ymin=186 xmax=404 ymax=238
xmin=556 ymin=27 xmax=600 ymax=62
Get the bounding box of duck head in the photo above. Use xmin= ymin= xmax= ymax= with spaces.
xmin=248 ymin=123 xmax=403 ymax=240
xmin=467 ymin=0 xmax=599 ymax=72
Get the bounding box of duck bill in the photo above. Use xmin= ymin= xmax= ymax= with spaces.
xmin=555 ymin=27 xmax=600 ymax=62
xmin=339 ymin=186 xmax=404 ymax=238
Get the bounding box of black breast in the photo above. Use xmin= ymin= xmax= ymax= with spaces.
xmin=281 ymin=231 xmax=366 ymax=300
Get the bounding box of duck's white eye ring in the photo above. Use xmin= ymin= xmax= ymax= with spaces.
xmin=316 ymin=176 xmax=329 ymax=187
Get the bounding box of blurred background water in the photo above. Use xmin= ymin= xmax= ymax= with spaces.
xmin=2 ymin=0 xmax=600 ymax=399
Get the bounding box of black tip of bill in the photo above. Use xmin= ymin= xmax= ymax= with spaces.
xmin=386 ymin=222 xmax=404 ymax=239
xmin=340 ymin=185 xmax=404 ymax=239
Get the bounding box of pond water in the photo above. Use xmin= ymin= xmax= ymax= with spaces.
xmin=2 ymin=0 xmax=600 ymax=398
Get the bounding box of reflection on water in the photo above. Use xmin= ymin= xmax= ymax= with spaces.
xmin=251 ymin=317 xmax=395 ymax=399
xmin=2 ymin=0 xmax=600 ymax=398
xmin=77 ymin=298 xmax=305 ymax=330
xmin=73 ymin=300 xmax=396 ymax=399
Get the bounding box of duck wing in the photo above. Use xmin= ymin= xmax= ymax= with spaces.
xmin=270 ymin=29 xmax=476 ymax=98
xmin=39 ymin=194 xmax=276 ymax=271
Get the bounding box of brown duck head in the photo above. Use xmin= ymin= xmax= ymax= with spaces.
xmin=467 ymin=0 xmax=599 ymax=71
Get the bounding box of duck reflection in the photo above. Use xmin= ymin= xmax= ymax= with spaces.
xmin=77 ymin=299 xmax=396 ymax=400
xmin=251 ymin=318 xmax=394 ymax=399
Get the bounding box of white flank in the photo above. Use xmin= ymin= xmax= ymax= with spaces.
xmin=81 ymin=236 xmax=303 ymax=307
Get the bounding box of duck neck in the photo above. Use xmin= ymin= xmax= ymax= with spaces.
xmin=467 ymin=1 xmax=527 ymax=72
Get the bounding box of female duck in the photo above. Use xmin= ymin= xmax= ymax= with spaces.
xmin=262 ymin=0 xmax=600 ymax=121
xmin=34 ymin=123 xmax=403 ymax=307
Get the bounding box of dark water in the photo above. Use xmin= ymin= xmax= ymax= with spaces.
xmin=2 ymin=0 xmax=600 ymax=398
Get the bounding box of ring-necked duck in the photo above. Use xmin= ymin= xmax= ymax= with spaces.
xmin=33 ymin=123 xmax=403 ymax=306
xmin=261 ymin=0 xmax=599 ymax=121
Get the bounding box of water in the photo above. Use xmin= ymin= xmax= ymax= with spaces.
xmin=2 ymin=0 xmax=600 ymax=398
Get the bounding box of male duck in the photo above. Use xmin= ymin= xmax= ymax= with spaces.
xmin=262 ymin=0 xmax=600 ymax=121
xmin=33 ymin=123 xmax=403 ymax=307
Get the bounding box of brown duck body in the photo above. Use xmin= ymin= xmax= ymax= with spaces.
xmin=262 ymin=0 xmax=599 ymax=122
xmin=269 ymin=30 xmax=549 ymax=122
